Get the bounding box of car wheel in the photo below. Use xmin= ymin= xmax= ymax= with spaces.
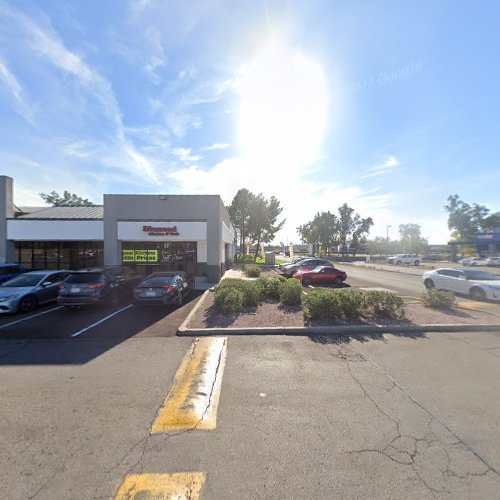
xmin=18 ymin=295 xmax=38 ymax=313
xmin=424 ymin=279 xmax=435 ymax=289
xmin=334 ymin=277 xmax=343 ymax=286
xmin=302 ymin=276 xmax=312 ymax=286
xmin=176 ymin=294 xmax=183 ymax=307
xmin=414 ymin=261 xmax=420 ymax=266
xmin=396 ymin=260 xmax=402 ymax=265
xmin=470 ymin=287 xmax=487 ymax=301
xmin=110 ymin=292 xmax=120 ymax=306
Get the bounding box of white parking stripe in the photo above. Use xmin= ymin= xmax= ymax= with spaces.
xmin=70 ymin=304 xmax=132 ymax=337
xmin=0 ymin=306 xmax=64 ymax=331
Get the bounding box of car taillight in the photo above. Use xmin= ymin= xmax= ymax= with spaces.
xmin=59 ymin=284 xmax=65 ymax=289
xmin=162 ymin=286 xmax=175 ymax=293
xmin=87 ymin=283 xmax=105 ymax=289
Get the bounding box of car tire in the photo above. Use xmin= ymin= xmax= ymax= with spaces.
xmin=414 ymin=261 xmax=420 ymax=266
xmin=424 ymin=279 xmax=435 ymax=289
xmin=302 ymin=277 xmax=312 ymax=286
xmin=334 ymin=277 xmax=343 ymax=286
xmin=396 ymin=260 xmax=402 ymax=265
xmin=176 ymin=294 xmax=183 ymax=307
xmin=18 ymin=295 xmax=38 ymax=313
xmin=110 ymin=292 xmax=120 ymax=307
xmin=470 ymin=287 xmax=487 ymax=301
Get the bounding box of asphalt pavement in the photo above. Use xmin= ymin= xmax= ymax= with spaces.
xmin=2 ymin=267 xmax=500 ymax=498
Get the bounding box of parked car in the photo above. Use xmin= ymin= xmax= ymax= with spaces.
xmin=277 ymin=257 xmax=308 ymax=271
xmin=58 ymin=266 xmax=142 ymax=308
xmin=458 ymin=256 xmax=489 ymax=266
xmin=486 ymin=257 xmax=500 ymax=267
xmin=281 ymin=258 xmax=334 ymax=278
xmin=422 ymin=268 xmax=500 ymax=301
xmin=0 ymin=264 xmax=26 ymax=284
xmin=293 ymin=266 xmax=347 ymax=286
xmin=386 ymin=254 xmax=421 ymax=265
xmin=133 ymin=271 xmax=194 ymax=307
xmin=0 ymin=270 xmax=69 ymax=313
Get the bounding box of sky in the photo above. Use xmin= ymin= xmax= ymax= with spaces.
xmin=0 ymin=0 xmax=499 ymax=244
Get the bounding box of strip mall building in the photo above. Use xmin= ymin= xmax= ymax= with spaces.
xmin=0 ymin=176 xmax=235 ymax=282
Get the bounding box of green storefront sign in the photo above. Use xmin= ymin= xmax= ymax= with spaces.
xmin=122 ymin=249 xmax=158 ymax=263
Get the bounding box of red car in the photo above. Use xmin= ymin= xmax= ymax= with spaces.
xmin=293 ymin=266 xmax=347 ymax=286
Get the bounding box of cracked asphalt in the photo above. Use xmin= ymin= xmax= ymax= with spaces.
xmin=2 ymin=329 xmax=500 ymax=499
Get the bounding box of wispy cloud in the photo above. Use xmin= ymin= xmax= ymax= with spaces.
xmin=0 ymin=58 xmax=34 ymax=124
xmin=202 ymin=143 xmax=229 ymax=151
xmin=1 ymin=2 xmax=159 ymax=184
xmin=363 ymin=155 xmax=400 ymax=178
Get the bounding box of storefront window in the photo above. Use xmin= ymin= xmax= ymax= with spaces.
xmin=13 ymin=241 xmax=103 ymax=270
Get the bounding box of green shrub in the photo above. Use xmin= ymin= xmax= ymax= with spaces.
xmin=256 ymin=276 xmax=282 ymax=299
xmin=216 ymin=278 xmax=261 ymax=307
xmin=243 ymin=264 xmax=261 ymax=278
xmin=335 ymin=289 xmax=365 ymax=320
xmin=421 ymin=289 xmax=456 ymax=309
xmin=214 ymin=287 xmax=244 ymax=314
xmin=302 ymin=288 xmax=341 ymax=321
xmin=302 ymin=288 xmax=365 ymax=321
xmin=363 ymin=290 xmax=405 ymax=319
xmin=278 ymin=278 xmax=303 ymax=306
xmin=235 ymin=254 xmax=255 ymax=263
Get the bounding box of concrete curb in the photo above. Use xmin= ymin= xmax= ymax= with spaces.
xmin=178 ymin=322 xmax=500 ymax=337
xmin=178 ymin=289 xmax=211 ymax=334
xmin=340 ymin=262 xmax=426 ymax=278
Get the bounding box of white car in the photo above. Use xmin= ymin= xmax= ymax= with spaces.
xmin=422 ymin=268 xmax=500 ymax=301
xmin=486 ymin=257 xmax=500 ymax=267
xmin=386 ymin=254 xmax=421 ymax=266
xmin=458 ymin=256 xmax=489 ymax=266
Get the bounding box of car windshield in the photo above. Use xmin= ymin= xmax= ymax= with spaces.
xmin=1 ymin=274 xmax=44 ymax=287
xmin=65 ymin=273 xmax=103 ymax=284
xmin=465 ymin=271 xmax=499 ymax=281
xmin=140 ymin=277 xmax=174 ymax=286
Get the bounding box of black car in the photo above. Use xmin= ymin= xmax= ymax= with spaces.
xmin=133 ymin=272 xmax=195 ymax=307
xmin=281 ymin=258 xmax=335 ymax=278
xmin=58 ymin=266 xmax=142 ymax=309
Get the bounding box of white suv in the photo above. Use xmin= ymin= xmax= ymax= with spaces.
xmin=386 ymin=254 xmax=421 ymax=266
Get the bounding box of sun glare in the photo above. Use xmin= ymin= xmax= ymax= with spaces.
xmin=238 ymin=42 xmax=328 ymax=174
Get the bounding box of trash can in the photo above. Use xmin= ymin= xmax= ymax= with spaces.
xmin=265 ymin=252 xmax=276 ymax=265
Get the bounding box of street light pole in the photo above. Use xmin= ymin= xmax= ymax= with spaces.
xmin=386 ymin=225 xmax=392 ymax=256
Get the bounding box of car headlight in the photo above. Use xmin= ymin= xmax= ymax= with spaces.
xmin=0 ymin=294 xmax=20 ymax=301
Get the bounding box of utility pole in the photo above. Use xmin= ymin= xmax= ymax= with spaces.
xmin=386 ymin=225 xmax=392 ymax=256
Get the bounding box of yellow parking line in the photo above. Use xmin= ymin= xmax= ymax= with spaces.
xmin=114 ymin=472 xmax=206 ymax=499
xmin=151 ymin=337 xmax=227 ymax=433
xmin=457 ymin=300 xmax=500 ymax=310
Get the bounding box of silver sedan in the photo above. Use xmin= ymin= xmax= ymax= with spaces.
xmin=0 ymin=270 xmax=70 ymax=314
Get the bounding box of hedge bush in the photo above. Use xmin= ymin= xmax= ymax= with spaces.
xmin=363 ymin=290 xmax=405 ymax=319
xmin=256 ymin=276 xmax=282 ymax=299
xmin=235 ymin=254 xmax=256 ymax=263
xmin=303 ymin=288 xmax=403 ymax=321
xmin=243 ymin=264 xmax=261 ymax=278
xmin=421 ymin=289 xmax=456 ymax=309
xmin=302 ymin=288 xmax=341 ymax=321
xmin=215 ymin=278 xmax=261 ymax=307
xmin=214 ymin=287 xmax=244 ymax=314
xmin=278 ymin=278 xmax=303 ymax=306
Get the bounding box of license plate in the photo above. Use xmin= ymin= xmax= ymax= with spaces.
xmin=71 ymin=287 xmax=81 ymax=293
xmin=144 ymin=291 xmax=157 ymax=297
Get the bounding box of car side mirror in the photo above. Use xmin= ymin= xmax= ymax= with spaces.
xmin=41 ymin=282 xmax=51 ymax=287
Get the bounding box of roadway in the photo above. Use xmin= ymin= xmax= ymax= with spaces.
xmin=2 ymin=266 xmax=500 ymax=498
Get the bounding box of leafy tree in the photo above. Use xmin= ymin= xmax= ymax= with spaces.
xmin=40 ymin=190 xmax=95 ymax=207
xmin=366 ymin=237 xmax=402 ymax=256
xmin=228 ymin=188 xmax=254 ymax=253
xmin=398 ymin=223 xmax=428 ymax=254
xmin=297 ymin=211 xmax=339 ymax=256
xmin=350 ymin=217 xmax=374 ymax=256
xmin=247 ymin=194 xmax=285 ymax=261
xmin=337 ymin=203 xmax=372 ymax=256
xmin=444 ymin=195 xmax=489 ymax=241
xmin=482 ymin=212 xmax=500 ymax=232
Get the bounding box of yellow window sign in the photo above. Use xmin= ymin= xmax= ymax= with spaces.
xmin=122 ymin=249 xmax=159 ymax=263
xmin=122 ymin=249 xmax=135 ymax=263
